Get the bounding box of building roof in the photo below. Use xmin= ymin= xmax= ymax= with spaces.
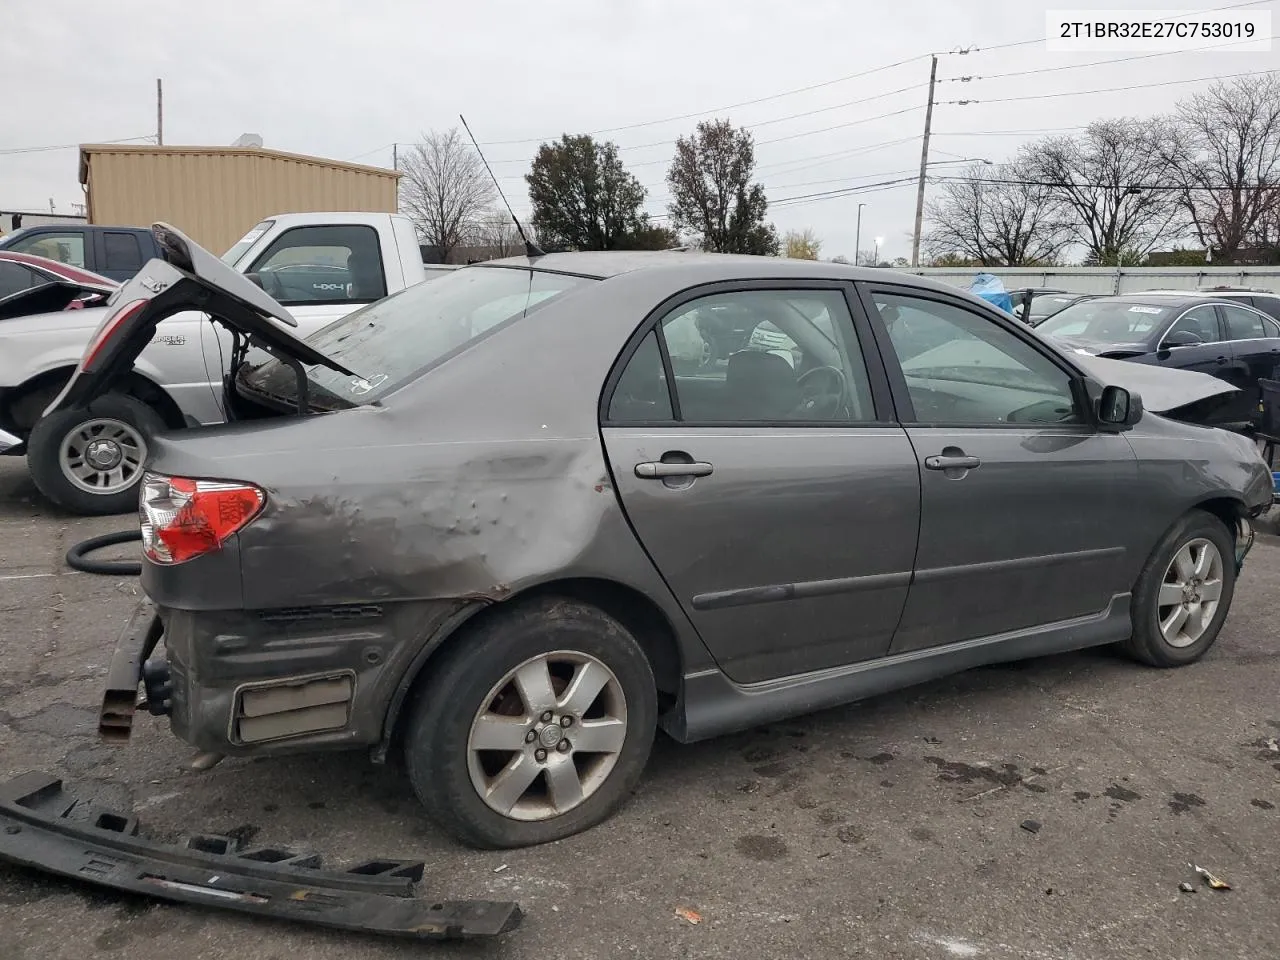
xmin=78 ymin=143 xmax=400 ymax=185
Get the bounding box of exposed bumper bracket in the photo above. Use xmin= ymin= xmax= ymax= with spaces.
xmin=100 ymin=600 xmax=162 ymax=742
xmin=0 ymin=772 xmax=522 ymax=940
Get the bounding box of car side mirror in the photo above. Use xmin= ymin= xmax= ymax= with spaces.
xmin=1163 ymin=330 xmax=1201 ymax=347
xmin=1098 ymin=385 xmax=1143 ymax=431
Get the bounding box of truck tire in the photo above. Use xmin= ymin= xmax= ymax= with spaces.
xmin=27 ymin=393 xmax=165 ymax=516
xmin=404 ymin=597 xmax=657 ymax=849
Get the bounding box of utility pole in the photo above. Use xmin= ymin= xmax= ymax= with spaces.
xmin=910 ymin=55 xmax=937 ymax=268
xmin=156 ymin=79 xmax=163 ymax=146
xmin=854 ymin=202 xmax=865 ymax=266
xmin=392 ymin=143 xmax=398 ymax=170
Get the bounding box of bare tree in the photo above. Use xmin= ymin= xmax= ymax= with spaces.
xmin=474 ymin=210 xmax=523 ymax=259
xmin=399 ymin=128 xmax=495 ymax=264
xmin=924 ymin=156 xmax=1070 ymax=266
xmin=1027 ymin=120 xmax=1182 ymax=265
xmin=783 ymin=227 xmax=822 ymax=260
xmin=1160 ymin=75 xmax=1280 ymax=260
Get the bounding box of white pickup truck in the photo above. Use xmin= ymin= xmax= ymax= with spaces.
xmin=0 ymin=211 xmax=442 ymax=514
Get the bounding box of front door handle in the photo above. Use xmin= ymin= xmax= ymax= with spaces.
xmin=1216 ymin=356 xmax=1229 ymax=365
xmin=924 ymin=455 xmax=981 ymax=471
xmin=635 ymin=461 xmax=714 ymax=479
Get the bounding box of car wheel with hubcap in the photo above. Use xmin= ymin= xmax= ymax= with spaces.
xmin=404 ymin=598 xmax=657 ymax=849
xmin=27 ymin=392 xmax=165 ymax=515
xmin=1124 ymin=509 xmax=1236 ymax=667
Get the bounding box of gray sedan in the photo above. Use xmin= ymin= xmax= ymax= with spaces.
xmin=57 ymin=225 xmax=1273 ymax=849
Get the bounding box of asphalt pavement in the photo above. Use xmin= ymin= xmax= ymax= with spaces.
xmin=1 ymin=454 xmax=1278 ymax=960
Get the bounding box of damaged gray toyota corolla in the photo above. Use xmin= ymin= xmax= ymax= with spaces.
xmin=54 ymin=224 xmax=1272 ymax=849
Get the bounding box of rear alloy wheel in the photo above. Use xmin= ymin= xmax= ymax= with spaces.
xmin=26 ymin=393 xmax=165 ymax=515
xmin=1124 ymin=510 xmax=1236 ymax=667
xmin=404 ymin=598 xmax=657 ymax=848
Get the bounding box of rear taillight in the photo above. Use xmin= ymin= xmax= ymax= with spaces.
xmin=82 ymin=298 xmax=147 ymax=371
xmin=139 ymin=472 xmax=265 ymax=565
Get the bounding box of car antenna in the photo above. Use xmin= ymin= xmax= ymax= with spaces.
xmin=459 ymin=113 xmax=545 ymax=259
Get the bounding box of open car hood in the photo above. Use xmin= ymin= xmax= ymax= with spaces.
xmin=1070 ymin=353 xmax=1238 ymax=416
xmin=45 ymin=223 xmax=356 ymax=417
xmin=0 ymin=279 xmax=117 ymax=321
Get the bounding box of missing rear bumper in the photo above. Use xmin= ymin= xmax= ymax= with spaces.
xmin=0 ymin=772 xmax=522 ymax=940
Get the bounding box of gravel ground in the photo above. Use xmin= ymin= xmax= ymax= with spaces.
xmin=2 ymin=455 xmax=1278 ymax=960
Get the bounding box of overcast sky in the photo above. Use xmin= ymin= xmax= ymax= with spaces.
xmin=2 ymin=0 xmax=1275 ymax=260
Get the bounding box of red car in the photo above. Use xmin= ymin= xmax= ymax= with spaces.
xmin=0 ymin=250 xmax=118 ymax=309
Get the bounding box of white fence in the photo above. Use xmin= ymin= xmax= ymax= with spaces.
xmin=904 ymin=266 xmax=1280 ymax=295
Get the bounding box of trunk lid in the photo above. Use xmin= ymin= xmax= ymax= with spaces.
xmin=45 ymin=223 xmax=355 ymax=418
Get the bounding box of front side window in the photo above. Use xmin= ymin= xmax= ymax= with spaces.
xmin=1165 ymin=305 xmax=1222 ymax=344
xmin=1220 ymin=303 xmax=1268 ymax=341
xmin=610 ymin=289 xmax=874 ymax=424
xmin=7 ymin=232 xmax=86 ymax=268
xmin=238 ymin=265 xmax=593 ymax=408
xmin=873 ymin=292 xmax=1079 ymax=425
xmin=247 ymin=225 xmax=386 ymax=305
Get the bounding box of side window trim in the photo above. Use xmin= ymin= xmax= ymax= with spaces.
xmin=855 ymin=281 xmax=1094 ymax=430
xmin=246 ymin=224 xmax=385 ymax=307
xmin=598 ymin=279 xmax=894 ymax=428
xmin=1158 ymin=305 xmax=1219 ymax=350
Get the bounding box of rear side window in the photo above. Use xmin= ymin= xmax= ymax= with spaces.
xmin=0 ymin=261 xmax=43 ymax=298
xmin=247 ymin=225 xmax=386 ymax=306
xmin=1221 ymin=303 xmax=1267 ymax=341
xmin=103 ymin=232 xmax=143 ymax=273
xmin=1248 ymin=296 xmax=1280 ymax=324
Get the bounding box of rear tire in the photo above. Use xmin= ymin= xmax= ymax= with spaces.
xmin=1123 ymin=509 xmax=1236 ymax=667
xmin=404 ymin=597 xmax=657 ymax=849
xmin=27 ymin=393 xmax=164 ymax=515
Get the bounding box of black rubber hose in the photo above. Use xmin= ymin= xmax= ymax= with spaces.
xmin=66 ymin=529 xmax=142 ymax=576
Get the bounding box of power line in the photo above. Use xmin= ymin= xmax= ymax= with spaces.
xmin=942 ymin=68 xmax=1278 ymax=106
xmin=0 ymin=135 xmax=155 ymax=156
xmin=477 ymin=55 xmax=932 ymax=146
xmin=930 ymin=175 xmax=1276 ymax=192
xmin=932 ymin=126 xmax=1089 ymax=137
xmin=941 ymin=32 xmax=1279 ymax=85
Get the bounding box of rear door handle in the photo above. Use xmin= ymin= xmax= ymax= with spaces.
xmin=924 ymin=455 xmax=981 ymax=471
xmin=635 ymin=461 xmax=714 ymax=479
xmin=1216 ymin=356 xmax=1229 ymax=364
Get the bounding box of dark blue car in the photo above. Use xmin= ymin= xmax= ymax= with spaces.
xmin=1037 ymin=293 xmax=1280 ymax=427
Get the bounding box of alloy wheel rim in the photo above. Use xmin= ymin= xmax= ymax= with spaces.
xmin=1157 ymin=537 xmax=1224 ymax=648
xmin=466 ymin=650 xmax=628 ymax=822
xmin=59 ymin=418 xmax=147 ymax=495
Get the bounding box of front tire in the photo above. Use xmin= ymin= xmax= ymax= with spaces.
xmin=27 ymin=393 xmax=164 ymax=515
xmin=1124 ymin=509 xmax=1236 ymax=667
xmin=404 ymin=598 xmax=657 ymax=849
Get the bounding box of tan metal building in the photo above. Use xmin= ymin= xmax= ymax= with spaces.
xmin=78 ymin=144 xmax=400 ymax=255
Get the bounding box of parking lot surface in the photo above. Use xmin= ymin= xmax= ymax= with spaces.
xmin=2 ymin=455 xmax=1279 ymax=960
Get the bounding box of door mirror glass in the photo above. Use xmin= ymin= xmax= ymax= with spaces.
xmin=1163 ymin=329 xmax=1202 ymax=347
xmin=1098 ymin=385 xmax=1142 ymax=427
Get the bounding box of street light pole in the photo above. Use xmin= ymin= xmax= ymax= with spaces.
xmin=854 ymin=202 xmax=865 ymax=266
xmin=874 ymin=236 xmax=884 ymax=265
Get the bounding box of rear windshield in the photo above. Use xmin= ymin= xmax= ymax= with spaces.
xmin=1036 ymin=300 xmax=1173 ymax=343
xmin=221 ymin=220 xmax=274 ymax=267
xmin=240 ymin=265 xmax=593 ymax=407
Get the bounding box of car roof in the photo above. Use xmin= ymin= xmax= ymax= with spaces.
xmin=472 ymin=250 xmax=949 ymax=286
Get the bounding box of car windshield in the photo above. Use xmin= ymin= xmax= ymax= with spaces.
xmin=1036 ymin=300 xmax=1173 ymax=342
xmin=221 ymin=220 xmax=274 ymax=266
xmin=239 ymin=265 xmax=593 ymax=407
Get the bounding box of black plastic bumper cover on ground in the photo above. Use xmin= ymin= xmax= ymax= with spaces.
xmin=0 ymin=772 xmax=522 ymax=940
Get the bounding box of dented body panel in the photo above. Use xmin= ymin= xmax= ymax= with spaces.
xmin=77 ymin=242 xmax=1271 ymax=759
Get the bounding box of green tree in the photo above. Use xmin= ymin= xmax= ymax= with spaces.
xmin=526 ymin=135 xmax=654 ymax=250
xmin=666 ymin=120 xmax=778 ymax=255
